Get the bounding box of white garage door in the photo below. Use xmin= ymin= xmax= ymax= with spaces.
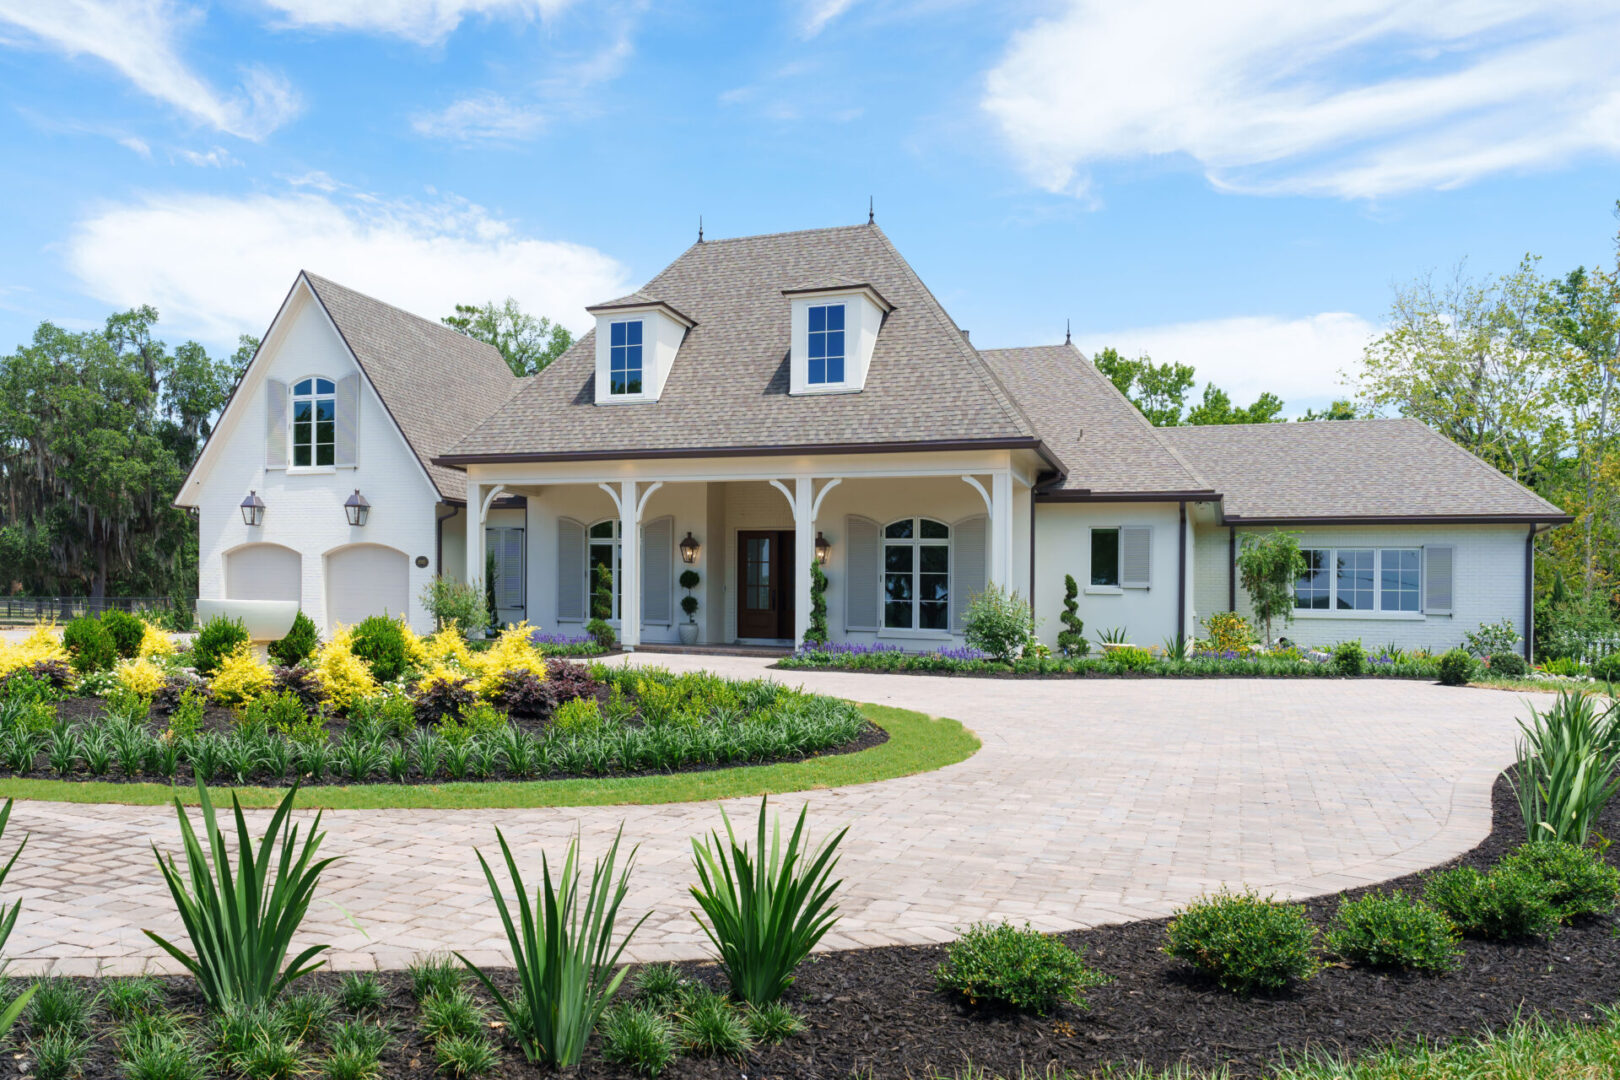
xmin=224 ymin=544 xmax=301 ymax=603
xmin=325 ymin=545 xmax=409 ymax=627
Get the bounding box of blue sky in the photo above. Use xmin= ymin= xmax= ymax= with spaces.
xmin=1 ymin=0 xmax=1618 ymax=416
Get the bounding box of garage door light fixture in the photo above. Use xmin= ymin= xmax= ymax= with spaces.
xmin=344 ymin=489 xmax=370 ymax=527
xmin=240 ymin=491 xmax=265 ymax=527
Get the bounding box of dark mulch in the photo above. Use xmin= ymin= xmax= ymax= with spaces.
xmin=31 ymin=769 xmax=1620 ymax=1080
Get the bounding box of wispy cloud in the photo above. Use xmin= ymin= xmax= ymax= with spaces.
xmin=0 ymin=0 xmax=300 ymax=139
xmin=983 ymin=0 xmax=1620 ymax=199
xmin=260 ymin=0 xmax=574 ymax=46
xmin=175 ymin=146 xmax=239 ymax=167
xmin=801 ymin=0 xmax=856 ymax=37
xmin=1078 ymin=312 xmax=1377 ymax=411
xmin=66 ymin=184 xmax=630 ymax=344
xmin=412 ymin=93 xmax=547 ymax=142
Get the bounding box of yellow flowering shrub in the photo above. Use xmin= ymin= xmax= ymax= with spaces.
xmin=136 ymin=621 xmax=175 ymax=659
xmin=474 ymin=621 xmax=547 ymax=696
xmin=0 ymin=623 xmax=69 ymax=678
xmin=422 ymin=623 xmax=474 ymax=669
xmin=210 ymin=644 xmax=274 ymax=706
xmin=116 ymin=657 xmax=167 ymax=699
xmin=1202 ymin=611 xmax=1255 ymax=655
xmin=401 ymin=624 xmax=430 ymax=671
xmin=313 ymin=626 xmax=378 ymax=712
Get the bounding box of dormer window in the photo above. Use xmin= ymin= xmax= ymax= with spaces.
xmin=808 ymin=305 xmax=846 ymax=385
xmin=609 ymin=320 xmax=644 ymax=395
xmin=291 ymin=378 xmax=335 ymax=467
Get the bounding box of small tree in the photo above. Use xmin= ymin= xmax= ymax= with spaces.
xmin=1237 ymin=530 xmax=1306 ymax=646
xmin=419 ymin=576 xmax=490 ymax=638
xmin=1056 ymin=574 xmax=1087 ymax=656
xmin=679 ymin=568 xmax=700 ymax=624
xmin=805 ymin=560 xmax=829 ymax=646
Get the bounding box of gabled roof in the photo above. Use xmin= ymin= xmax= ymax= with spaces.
xmin=1157 ymin=419 xmax=1570 ymax=522
xmin=980 ymin=344 xmax=1211 ymax=496
xmin=301 ymin=273 xmax=520 ymax=500
xmin=440 ymin=224 xmax=1055 ymax=466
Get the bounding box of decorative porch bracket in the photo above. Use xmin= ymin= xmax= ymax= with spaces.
xmin=769 ymin=477 xmax=841 ymax=645
xmin=963 ymin=473 xmax=1014 ymax=590
xmin=596 ymin=480 xmax=663 ymax=649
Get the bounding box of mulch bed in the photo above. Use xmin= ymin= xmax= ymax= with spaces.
xmin=33 ymin=769 xmax=1620 ymax=1080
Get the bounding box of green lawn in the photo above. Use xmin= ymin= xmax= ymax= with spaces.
xmin=0 ymin=703 xmax=976 ymax=810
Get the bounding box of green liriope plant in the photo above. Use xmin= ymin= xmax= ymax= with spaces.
xmin=144 ymin=779 xmax=336 ymax=1009
xmin=457 ymin=825 xmax=647 ymax=1067
xmin=677 ymin=989 xmax=753 ymax=1058
xmin=433 ymin=1032 xmax=498 ymax=1077
xmin=688 ymin=796 xmax=847 ymax=1007
xmin=600 ymin=1003 xmax=677 ymax=1075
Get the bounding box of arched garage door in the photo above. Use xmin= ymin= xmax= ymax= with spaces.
xmin=324 ymin=544 xmax=408 ymax=628
xmin=224 ymin=544 xmax=301 ymax=603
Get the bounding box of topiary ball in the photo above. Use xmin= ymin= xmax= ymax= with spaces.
xmin=1437 ymin=648 xmax=1476 ymax=686
xmin=1488 ymin=651 xmax=1528 ymax=678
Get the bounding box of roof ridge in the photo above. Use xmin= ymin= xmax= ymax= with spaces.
xmin=694 ymin=222 xmax=875 ymax=247
xmin=864 ymin=225 xmax=1043 ymax=445
xmin=1064 ymin=343 xmax=1211 ymax=489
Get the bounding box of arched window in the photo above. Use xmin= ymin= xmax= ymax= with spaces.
xmin=883 ymin=517 xmax=950 ymax=631
xmin=291 ymin=377 xmax=335 ymax=467
xmin=587 ymin=519 xmax=622 ymax=621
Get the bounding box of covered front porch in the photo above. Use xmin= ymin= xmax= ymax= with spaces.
xmin=456 ymin=450 xmax=1038 ymax=649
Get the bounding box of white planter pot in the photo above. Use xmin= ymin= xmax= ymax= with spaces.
xmin=677 ymin=622 xmax=700 ymax=646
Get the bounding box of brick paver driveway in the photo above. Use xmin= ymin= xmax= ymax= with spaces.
xmin=6 ymin=656 xmax=1533 ymax=974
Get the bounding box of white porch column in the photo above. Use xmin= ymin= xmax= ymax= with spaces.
xmin=990 ymin=469 xmax=1013 ymax=590
xmin=465 ymin=477 xmax=482 ymax=590
xmin=618 ymin=479 xmax=641 ymax=649
xmin=792 ymin=476 xmax=814 ymax=646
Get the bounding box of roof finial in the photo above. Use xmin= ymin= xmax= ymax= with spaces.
xmin=868 ymin=196 xmax=874 ymax=225
xmin=697 ymin=214 xmax=703 ymax=243
xmin=1065 ymin=318 xmax=1071 ymax=346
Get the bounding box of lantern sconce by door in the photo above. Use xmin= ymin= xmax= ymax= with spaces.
xmin=815 ymin=531 xmax=831 ymax=565
xmin=679 ymin=531 xmax=701 ymax=564
xmin=344 ymin=489 xmax=370 ymax=527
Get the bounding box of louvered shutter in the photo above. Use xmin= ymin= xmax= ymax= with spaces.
xmin=485 ymin=528 xmax=524 ymax=613
xmin=951 ymin=515 xmax=987 ymax=632
xmin=334 ymin=373 xmax=360 ymax=467
xmin=845 ymin=516 xmax=880 ymax=631
xmin=1424 ymin=545 xmax=1454 ymax=615
xmin=641 ymin=516 xmax=673 ymax=625
xmin=557 ymin=518 xmax=586 ymax=622
xmin=1121 ymin=526 xmax=1153 ymax=588
xmin=265 ymin=379 xmax=288 ymax=469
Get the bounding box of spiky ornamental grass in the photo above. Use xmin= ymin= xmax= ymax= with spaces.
xmin=0 ymin=799 xmax=35 ymax=1038
xmin=689 ymin=796 xmax=847 ymax=1007
xmin=457 ymin=825 xmax=647 ymax=1068
xmin=144 ymin=779 xmax=337 ymax=1010
xmin=1511 ymin=690 xmax=1620 ymax=846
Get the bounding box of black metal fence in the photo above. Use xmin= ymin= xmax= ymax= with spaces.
xmin=0 ymin=596 xmax=181 ymax=627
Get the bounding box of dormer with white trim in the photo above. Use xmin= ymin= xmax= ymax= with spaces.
xmin=586 ymin=296 xmax=695 ymax=404
xmin=783 ymin=283 xmax=892 ymax=395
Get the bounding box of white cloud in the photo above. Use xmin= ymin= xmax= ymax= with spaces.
xmin=0 ymin=0 xmax=300 ymax=139
xmin=1078 ymin=312 xmax=1377 ymax=412
xmin=176 ymin=146 xmax=239 ymax=167
xmin=801 ymin=0 xmax=856 ymax=37
xmin=260 ymin=0 xmax=572 ymax=45
xmin=412 ymin=93 xmax=546 ymax=141
xmin=983 ymin=0 xmax=1620 ymax=198
xmin=118 ymin=135 xmax=151 ymax=157
xmin=66 ymin=187 xmax=630 ymax=345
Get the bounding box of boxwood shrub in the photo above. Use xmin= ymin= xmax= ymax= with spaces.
xmin=191 ymin=615 xmax=249 ymax=677
xmin=1495 ymin=841 xmax=1619 ymax=921
xmin=1489 ymin=651 xmax=1529 ymax=678
xmin=268 ymin=611 xmax=319 ymax=668
xmin=98 ymin=610 xmax=145 ymax=659
xmin=1423 ymin=864 xmax=1560 ymax=939
xmin=934 ymin=921 xmax=1107 ymax=1015
xmin=1332 ymin=639 xmax=1366 ymax=675
xmin=1324 ymin=891 xmax=1461 ymax=972
xmin=1163 ymin=889 xmax=1319 ymax=994
xmin=1591 ymin=653 xmax=1620 ymax=683
xmin=61 ymin=617 xmax=117 ymax=674
xmin=349 ymin=615 xmax=410 ymax=683
xmin=1437 ymin=648 xmax=1476 ymax=686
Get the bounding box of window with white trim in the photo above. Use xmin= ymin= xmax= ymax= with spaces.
xmin=290 ymin=378 xmax=335 ymax=467
xmin=608 ymin=320 xmax=643 ymax=395
xmin=883 ymin=518 xmax=949 ymax=631
xmin=1296 ymin=548 xmax=1421 ymax=612
xmin=587 ymin=520 xmax=622 ymax=620
xmin=807 ymin=304 xmax=846 ymax=385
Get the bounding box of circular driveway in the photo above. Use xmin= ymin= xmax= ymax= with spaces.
xmin=7 ymin=657 xmax=1532 ymax=974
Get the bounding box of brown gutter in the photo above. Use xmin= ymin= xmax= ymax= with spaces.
xmin=1221 ymin=513 xmax=1573 ymax=526
xmin=1227 ymin=525 xmax=1236 ymax=611
xmin=1036 ymin=490 xmax=1218 ymax=503
xmin=1177 ymin=500 xmax=1187 ymax=645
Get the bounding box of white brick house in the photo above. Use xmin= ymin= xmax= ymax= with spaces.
xmin=179 ymin=223 xmax=1569 ymax=657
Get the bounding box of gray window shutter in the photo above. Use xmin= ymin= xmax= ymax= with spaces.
xmin=1424 ymin=545 xmax=1454 ymax=615
xmin=641 ymin=515 xmax=673 ymax=625
xmin=485 ymin=528 xmax=524 ymax=613
xmin=334 ymin=373 xmax=360 ymax=467
xmin=951 ymin=515 xmax=987 ymax=632
xmin=265 ymin=378 xmax=287 ymax=469
xmin=845 ymin=515 xmax=879 ymax=631
xmin=557 ymin=518 xmax=586 ymax=622
xmin=1121 ymin=526 xmax=1153 ymax=588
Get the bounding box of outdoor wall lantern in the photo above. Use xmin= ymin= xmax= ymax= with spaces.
xmin=239 ymin=491 xmax=265 ymax=527
xmin=679 ymin=531 xmax=701 ymax=564
xmin=344 ymin=489 xmax=371 ymax=527
xmin=815 ymin=531 xmax=831 ymax=565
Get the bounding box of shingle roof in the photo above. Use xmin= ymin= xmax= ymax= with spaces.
xmin=441 ymin=224 xmax=1047 ymax=463
xmin=1157 ymin=419 xmax=1569 ymax=521
xmin=303 ymin=272 xmax=520 ymax=500
xmin=980 ymin=344 xmax=1211 ymax=495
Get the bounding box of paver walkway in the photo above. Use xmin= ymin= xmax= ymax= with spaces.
xmin=4 ymin=656 xmax=1534 ymax=974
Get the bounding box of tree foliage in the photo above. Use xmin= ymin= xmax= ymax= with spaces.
xmin=1094 ymin=346 xmax=1284 ymax=427
xmin=443 ymin=298 xmax=573 ymax=377
xmin=0 ymin=307 xmax=250 ymax=598
xmin=1237 ymin=530 xmax=1305 ymax=646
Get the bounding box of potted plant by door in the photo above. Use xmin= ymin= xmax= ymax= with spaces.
xmin=678 ymin=569 xmax=700 ymax=646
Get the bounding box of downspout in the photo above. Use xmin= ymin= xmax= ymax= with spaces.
xmin=435 ymin=504 xmax=459 ymax=578
xmin=1028 ymin=493 xmax=1036 ymax=604
xmin=1524 ymin=524 xmax=1536 ymax=663
xmin=1177 ymin=501 xmax=1187 ymax=644
xmin=1227 ymin=525 xmax=1236 ymax=611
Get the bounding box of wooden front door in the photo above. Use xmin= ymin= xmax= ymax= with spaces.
xmin=736 ymin=530 xmax=794 ymax=639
